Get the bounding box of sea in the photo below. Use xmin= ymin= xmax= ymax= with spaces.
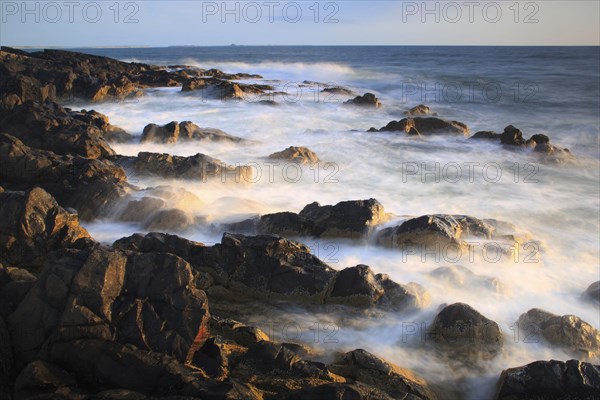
xmin=59 ymin=46 xmax=599 ymax=398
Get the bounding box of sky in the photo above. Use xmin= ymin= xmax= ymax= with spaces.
xmin=1 ymin=0 xmax=599 ymax=47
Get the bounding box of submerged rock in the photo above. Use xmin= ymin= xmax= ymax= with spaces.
xmin=429 ymin=265 xmax=509 ymax=295
xmin=470 ymin=130 xmax=501 ymax=140
xmin=267 ymin=146 xmax=320 ymax=165
xmin=517 ymin=308 xmax=600 ymax=359
xmin=583 ymin=281 xmax=600 ymax=304
xmin=427 ymin=303 xmax=503 ymax=360
xmin=494 ymin=359 xmax=600 ymax=400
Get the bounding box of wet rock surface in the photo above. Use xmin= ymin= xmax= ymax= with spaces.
xmin=140 ymin=120 xmax=243 ymax=144
xmin=427 ymin=303 xmax=503 ymax=360
xmin=113 ymin=232 xmax=426 ymax=311
xmin=371 ymin=117 xmax=469 ymax=135
xmin=345 ymin=92 xmax=382 ymax=108
xmin=517 ymin=308 xmax=600 ymax=359
xmin=111 ymin=151 xmax=251 ymax=181
xmin=0 ymin=134 xmax=131 ymax=220
xmin=267 ymin=146 xmax=320 ymax=165
xmin=494 ymin=359 xmax=600 ymax=400
xmin=257 ymin=198 xmax=386 ymax=239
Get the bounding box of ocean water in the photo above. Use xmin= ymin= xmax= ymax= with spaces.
xmin=63 ymin=46 xmax=599 ymax=398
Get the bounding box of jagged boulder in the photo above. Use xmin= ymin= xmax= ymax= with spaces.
xmin=258 ymin=199 xmax=386 ymax=239
xmin=0 ymin=187 xmax=93 ymax=270
xmin=267 ymin=146 xmax=319 ymax=165
xmin=374 ymin=117 xmax=469 ymax=136
xmin=427 ymin=303 xmax=503 ymax=360
xmin=0 ymin=134 xmax=130 ymax=220
xmin=403 ymin=104 xmax=436 ymax=116
xmin=140 ymin=120 xmax=243 ymax=144
xmin=344 ymin=93 xmax=382 ymax=108
xmin=328 ymin=349 xmax=437 ymax=400
xmin=0 ymin=101 xmax=121 ymax=158
xmin=494 ymin=359 xmax=600 ymax=400
xmin=517 ymin=308 xmax=600 ymax=359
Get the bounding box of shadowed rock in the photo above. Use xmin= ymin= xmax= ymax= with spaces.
xmin=140 ymin=120 xmax=243 ymax=144
xmin=373 ymin=117 xmax=469 ymax=136
xmin=112 ymin=151 xmax=251 ymax=181
xmin=345 ymin=93 xmax=382 ymax=108
xmin=0 ymin=101 xmax=121 ymax=158
xmin=427 ymin=302 xmax=503 ymax=360
xmin=113 ymin=232 xmax=426 ymax=311
xmin=328 ymin=349 xmax=437 ymax=400
xmin=0 ymin=134 xmax=131 ymax=220
xmin=583 ymin=281 xmax=600 ymax=305
xmin=0 ymin=187 xmax=93 ymax=271
xmin=403 ymin=104 xmax=436 ymax=116
xmin=494 ymin=359 xmax=600 ymax=400
xmin=258 ymin=199 xmax=386 ymax=239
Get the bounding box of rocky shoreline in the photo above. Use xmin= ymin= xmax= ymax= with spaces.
xmin=0 ymin=47 xmax=598 ymax=399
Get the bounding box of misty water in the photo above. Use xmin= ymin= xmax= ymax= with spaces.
xmin=64 ymin=46 xmax=599 ymax=398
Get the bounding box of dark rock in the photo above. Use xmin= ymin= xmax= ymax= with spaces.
xmin=517 ymin=308 xmax=600 ymax=359
xmin=500 ymin=125 xmax=526 ymax=145
xmin=209 ymin=316 xmax=269 ymax=347
xmin=267 ymin=146 xmax=319 ymax=165
xmin=494 ymin=359 xmax=600 ymax=400
xmin=530 ymin=133 xmax=550 ymax=144
xmin=0 ymin=264 xmax=37 ymax=318
xmin=181 ymin=78 xmax=208 ymax=92
xmin=0 ymin=317 xmax=12 ymax=400
xmin=258 ymin=198 xmax=386 ymax=239
xmin=142 ymin=208 xmax=197 ymax=232
xmin=376 ymin=117 xmax=469 ymax=136
xmin=470 ymin=131 xmax=501 ymax=140
xmin=326 ymin=265 xmax=429 ymax=310
xmin=114 ymin=232 xmax=426 ymax=312
xmin=8 ymin=246 xmax=210 ymax=371
xmin=427 ymin=302 xmax=503 ymax=359
xmin=140 ymin=120 xmax=243 ymax=144
xmin=112 ymin=151 xmax=251 ymax=181
xmin=328 ymin=349 xmax=437 ymax=400
xmin=376 ymin=214 xmax=525 ymax=251
xmin=321 ymin=87 xmax=354 ymax=96
xmin=0 ymin=187 xmax=93 ymax=271
xmin=117 ymin=197 xmax=166 ymax=223
xmin=344 ymin=92 xmax=382 ymax=108
xmin=0 ymin=134 xmax=130 ymax=220
xmin=286 ymin=382 xmax=395 ymax=400
xmin=376 ymin=214 xmax=484 ymax=248
xmin=583 ymin=281 xmax=600 ymax=304
xmin=404 ymin=104 xmax=436 ymax=116
xmin=0 ymin=101 xmax=118 ymax=158
xmin=14 ymin=360 xmax=81 ymax=400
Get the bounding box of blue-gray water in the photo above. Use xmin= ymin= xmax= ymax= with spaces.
xmin=58 ymin=46 xmax=599 ymax=399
